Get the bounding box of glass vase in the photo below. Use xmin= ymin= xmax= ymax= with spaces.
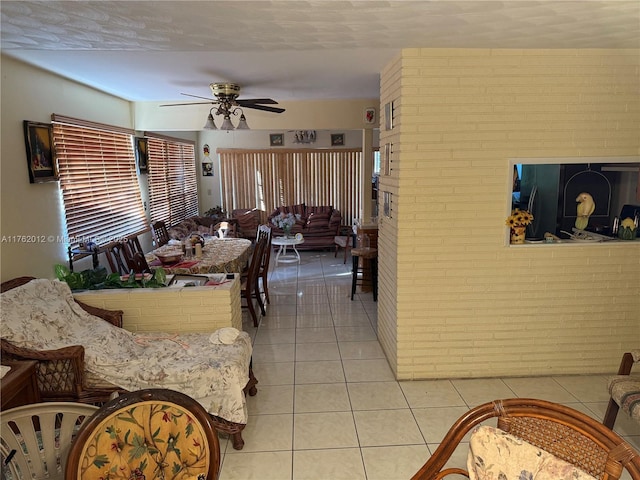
xmin=283 ymin=225 xmax=292 ymax=238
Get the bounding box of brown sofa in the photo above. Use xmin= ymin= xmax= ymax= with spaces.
xmin=267 ymin=204 xmax=341 ymax=250
xmin=231 ymin=209 xmax=261 ymax=240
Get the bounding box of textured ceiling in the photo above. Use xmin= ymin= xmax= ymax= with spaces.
xmin=2 ymin=1 xmax=639 ymax=102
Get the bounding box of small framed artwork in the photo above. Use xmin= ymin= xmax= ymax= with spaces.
xmin=135 ymin=137 xmax=148 ymax=173
xmin=331 ymin=133 xmax=345 ymax=146
xmin=202 ymin=162 xmax=213 ymax=176
xmin=23 ymin=120 xmax=57 ymax=183
xmin=269 ymin=133 xmax=284 ymax=146
xmin=364 ymin=107 xmax=376 ymax=125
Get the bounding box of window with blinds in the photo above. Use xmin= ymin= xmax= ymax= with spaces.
xmin=146 ymin=134 xmax=197 ymax=226
xmin=52 ymin=115 xmax=148 ymax=249
xmin=218 ymin=148 xmax=362 ymax=225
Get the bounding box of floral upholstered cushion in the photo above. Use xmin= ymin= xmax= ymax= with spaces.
xmin=75 ymin=400 xmax=210 ymax=480
xmin=0 ymin=279 xmax=252 ymax=424
xmin=467 ymin=426 xmax=597 ymax=480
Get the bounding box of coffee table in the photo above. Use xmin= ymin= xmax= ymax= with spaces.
xmin=272 ymin=236 xmax=304 ymax=264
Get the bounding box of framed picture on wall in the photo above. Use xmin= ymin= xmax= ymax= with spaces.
xmin=331 ymin=133 xmax=345 ymax=146
xmin=270 ymin=133 xmax=284 ymax=146
xmin=135 ymin=137 xmax=148 ymax=173
xmin=202 ymin=162 xmax=213 ymax=176
xmin=23 ymin=120 xmax=58 ymax=183
xmin=364 ymin=107 xmax=376 ymax=125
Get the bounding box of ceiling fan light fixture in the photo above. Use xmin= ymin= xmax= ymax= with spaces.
xmin=203 ymin=112 xmax=217 ymax=130
xmin=236 ymin=113 xmax=250 ymax=130
xmin=220 ymin=115 xmax=235 ymax=131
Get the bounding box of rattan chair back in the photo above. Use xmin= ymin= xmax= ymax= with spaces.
xmin=411 ymin=398 xmax=640 ymax=480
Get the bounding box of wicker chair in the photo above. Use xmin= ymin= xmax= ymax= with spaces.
xmin=410 ymin=398 xmax=640 ymax=480
xmin=0 ymin=276 xmax=258 ymax=450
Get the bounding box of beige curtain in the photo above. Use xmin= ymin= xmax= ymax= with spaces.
xmin=218 ymin=148 xmax=363 ymax=225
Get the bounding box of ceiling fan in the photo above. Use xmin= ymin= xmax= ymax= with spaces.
xmin=161 ymin=82 xmax=285 ymax=130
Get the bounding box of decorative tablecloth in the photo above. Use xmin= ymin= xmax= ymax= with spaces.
xmin=147 ymin=238 xmax=252 ymax=274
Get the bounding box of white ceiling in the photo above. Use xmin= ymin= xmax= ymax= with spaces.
xmin=2 ymin=1 xmax=639 ymax=104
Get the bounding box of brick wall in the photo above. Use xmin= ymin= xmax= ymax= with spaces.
xmin=379 ymin=49 xmax=640 ymax=380
xmin=75 ymin=278 xmax=242 ymax=333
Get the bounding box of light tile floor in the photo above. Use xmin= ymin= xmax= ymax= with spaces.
xmin=218 ymin=250 xmax=640 ymax=480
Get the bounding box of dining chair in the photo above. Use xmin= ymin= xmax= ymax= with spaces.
xmin=104 ymin=241 xmax=132 ymax=275
xmin=1 ymin=402 xmax=98 ymax=480
xmin=256 ymin=224 xmax=272 ymax=304
xmin=241 ymin=236 xmax=267 ymax=327
xmin=151 ymin=220 xmax=170 ymax=247
xmin=65 ymin=388 xmax=220 ymax=480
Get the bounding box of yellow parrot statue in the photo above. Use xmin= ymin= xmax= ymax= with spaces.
xmin=575 ymin=192 xmax=595 ymax=230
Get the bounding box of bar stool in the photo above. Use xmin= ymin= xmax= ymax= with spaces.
xmin=350 ymin=247 xmax=378 ymax=301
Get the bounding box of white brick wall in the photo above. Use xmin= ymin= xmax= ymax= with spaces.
xmin=379 ymin=48 xmax=640 ymax=380
xmin=74 ymin=278 xmax=242 ymax=333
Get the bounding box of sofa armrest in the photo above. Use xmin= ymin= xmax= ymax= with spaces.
xmin=1 ymin=339 xmax=85 ymax=401
xmin=75 ymin=300 xmax=123 ymax=328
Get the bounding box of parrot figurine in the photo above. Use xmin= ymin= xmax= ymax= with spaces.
xmin=575 ymin=192 xmax=595 ymax=230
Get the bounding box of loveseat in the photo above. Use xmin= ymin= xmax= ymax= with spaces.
xmin=267 ymin=204 xmax=341 ymax=250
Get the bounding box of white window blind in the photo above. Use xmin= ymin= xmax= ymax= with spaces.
xmin=52 ymin=114 xmax=147 ymax=249
xmin=146 ymin=134 xmax=197 ymax=226
xmin=218 ymin=148 xmax=362 ymax=224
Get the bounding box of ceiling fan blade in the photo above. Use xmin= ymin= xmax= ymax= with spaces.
xmin=241 ymin=103 xmax=286 ymax=113
xmin=237 ymin=98 xmax=279 ymax=105
xmin=160 ymin=101 xmax=216 ymax=107
xmin=181 ymin=92 xmax=216 ymax=101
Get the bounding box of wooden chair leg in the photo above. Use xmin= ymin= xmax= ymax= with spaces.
xmin=603 ymin=398 xmax=620 ymax=429
xmin=261 ymin=272 xmax=270 ymax=304
xmin=351 ymin=254 xmax=358 ymax=301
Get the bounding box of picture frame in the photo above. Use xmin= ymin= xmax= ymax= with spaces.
xmin=331 ymin=133 xmax=345 ymax=146
xmin=384 ymin=102 xmax=394 ymax=130
xmin=23 ymin=120 xmax=57 ymax=183
xmin=269 ymin=133 xmax=284 ymax=146
xmin=202 ymin=162 xmax=213 ymax=176
xmin=364 ymin=107 xmax=376 ymax=125
xmin=135 ymin=137 xmax=148 ymax=173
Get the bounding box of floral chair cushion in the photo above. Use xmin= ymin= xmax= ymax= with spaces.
xmin=0 ymin=279 xmax=252 ymax=424
xmin=467 ymin=425 xmax=597 ymax=480
xmin=76 ymin=400 xmax=209 ymax=480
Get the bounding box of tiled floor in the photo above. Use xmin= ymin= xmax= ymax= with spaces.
xmin=218 ymin=250 xmax=640 ymax=480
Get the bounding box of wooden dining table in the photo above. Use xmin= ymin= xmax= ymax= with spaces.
xmin=146 ymin=237 xmax=253 ymax=274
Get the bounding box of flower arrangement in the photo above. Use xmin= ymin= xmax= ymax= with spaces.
xmin=271 ymin=212 xmax=300 ymax=230
xmin=506 ymin=208 xmax=533 ymax=229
